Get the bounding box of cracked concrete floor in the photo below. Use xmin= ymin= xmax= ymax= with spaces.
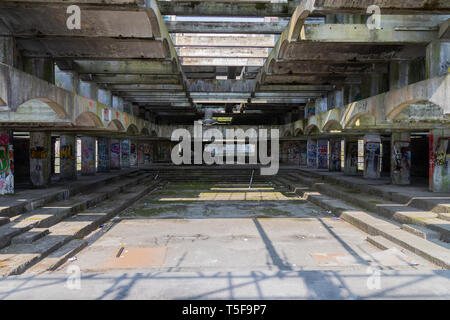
xmin=1 ymin=181 xmax=449 ymax=300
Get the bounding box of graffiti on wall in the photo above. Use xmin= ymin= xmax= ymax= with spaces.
xmin=121 ymin=140 xmax=130 ymax=166
xmin=97 ymin=139 xmax=110 ymax=172
xmin=431 ymin=136 xmax=450 ymax=192
xmin=143 ymin=143 xmax=151 ymax=164
xmin=345 ymin=142 xmax=358 ymax=174
xmin=364 ymin=140 xmax=381 ymax=178
xmin=307 ymin=140 xmax=317 ymax=167
xmin=110 ymin=140 xmax=120 ymax=169
xmin=330 ymin=140 xmax=341 ymax=171
xmin=130 ymin=143 xmax=137 ymax=166
xmin=280 ymin=142 xmax=301 ymax=165
xmin=60 ymin=145 xmax=75 ymax=160
xmin=30 ymin=132 xmax=50 ymax=186
xmin=0 ymin=134 xmax=14 ymax=194
xmin=317 ymin=140 xmax=328 ymax=169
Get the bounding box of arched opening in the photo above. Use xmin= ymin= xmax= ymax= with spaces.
xmin=141 ymin=128 xmax=150 ymax=136
xmin=388 ymin=100 xmax=444 ymax=122
xmin=294 ymin=128 xmax=304 ymax=137
xmin=107 ymin=119 xmax=125 ymax=132
xmin=0 ymin=97 xmax=6 ymax=107
xmin=305 ymin=124 xmax=320 ymax=136
xmin=16 ymin=98 xmax=69 ymax=121
xmin=127 ymin=124 xmax=139 ymax=135
xmin=75 ymin=111 xmax=103 ymax=128
xmin=323 ymin=120 xmax=343 ymax=132
xmin=151 ymin=130 xmax=158 ymax=137
xmin=346 ymin=113 xmax=375 ymax=129
xmin=278 ymin=40 xmax=289 ymax=60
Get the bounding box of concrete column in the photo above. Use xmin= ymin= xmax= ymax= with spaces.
xmin=307 ymin=138 xmax=317 ymax=168
xmin=391 ymin=132 xmax=411 ymax=185
xmin=130 ymin=142 xmax=137 ymax=167
xmin=426 ymin=41 xmax=450 ymax=79
xmin=0 ymin=37 xmax=16 ymax=66
xmin=137 ymin=144 xmax=145 ymax=166
xmin=314 ymin=97 xmax=328 ymax=114
xmin=23 ymin=58 xmax=54 ymax=83
xmin=143 ymin=143 xmax=151 ymax=164
xmin=329 ymin=139 xmax=342 ymax=171
xmin=110 ymin=139 xmax=121 ymax=170
xmin=30 ymin=132 xmax=51 ymax=187
xmin=344 ymin=138 xmax=358 ymax=175
xmin=120 ymin=139 xmax=130 ymax=168
xmin=363 ymin=134 xmax=381 ymax=179
xmin=81 ymin=136 xmax=96 ymax=176
xmin=97 ymin=137 xmax=110 ymax=173
xmin=98 ymin=89 xmax=112 ymax=107
xmin=299 ymin=141 xmax=307 ymax=166
xmin=429 ymin=128 xmax=450 ymax=192
xmin=389 ymin=61 xmax=409 ymax=90
xmin=112 ymin=96 xmax=124 ymax=112
xmin=78 ymin=81 xmax=98 ymax=100
xmin=317 ymin=139 xmax=328 ymax=169
xmin=0 ymin=130 xmax=14 ymax=194
xmin=59 ymin=134 xmax=77 ymax=180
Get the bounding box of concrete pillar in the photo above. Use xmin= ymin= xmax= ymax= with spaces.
xmin=389 ymin=61 xmax=409 ymax=90
xmin=329 ymin=139 xmax=342 ymax=171
xmin=307 ymin=138 xmax=317 ymax=168
xmin=314 ymin=97 xmax=328 ymax=114
xmin=137 ymin=144 xmax=145 ymax=166
xmin=391 ymin=132 xmax=411 ymax=185
xmin=299 ymin=141 xmax=307 ymax=166
xmin=305 ymin=101 xmax=315 ymax=118
xmin=426 ymin=41 xmax=450 ymax=79
xmin=110 ymin=139 xmax=121 ymax=170
xmin=317 ymin=139 xmax=328 ymax=169
xmin=120 ymin=139 xmax=130 ymax=168
xmin=0 ymin=130 xmax=14 ymax=194
xmin=0 ymin=37 xmax=16 ymax=66
xmin=59 ymin=134 xmax=77 ymax=180
xmin=81 ymin=136 xmax=96 ymax=176
xmin=130 ymin=142 xmax=137 ymax=167
xmin=344 ymin=138 xmax=358 ymax=175
xmin=23 ymin=58 xmax=54 ymax=83
xmin=143 ymin=143 xmax=151 ymax=164
xmin=363 ymin=134 xmax=381 ymax=179
xmin=30 ymin=132 xmax=52 ymax=187
xmin=97 ymin=137 xmax=110 ymax=173
xmin=98 ymin=89 xmax=112 ymax=107
xmin=78 ymin=81 xmax=98 ymax=100
xmin=112 ymin=96 xmax=124 ymax=112
xmin=55 ymin=66 xmax=78 ymax=93
xmin=429 ymin=128 xmax=450 ymax=192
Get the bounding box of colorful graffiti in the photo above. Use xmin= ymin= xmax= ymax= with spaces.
xmin=110 ymin=140 xmax=121 ymax=169
xmin=329 ymin=140 xmax=341 ymax=171
xmin=60 ymin=145 xmax=75 ymax=160
xmin=345 ymin=141 xmax=358 ymax=175
xmin=280 ymin=142 xmax=301 ymax=165
xmin=307 ymin=140 xmax=317 ymax=168
xmin=364 ymin=137 xmax=381 ymax=179
xmin=97 ymin=138 xmax=110 ymax=172
xmin=81 ymin=137 xmax=95 ymax=175
xmin=143 ymin=143 xmax=151 ymax=164
xmin=30 ymin=132 xmax=50 ymax=186
xmin=430 ymin=134 xmax=450 ymax=192
xmin=317 ymin=140 xmax=328 ymax=169
xmin=0 ymin=133 xmax=13 ymax=195
xmin=130 ymin=143 xmax=137 ymax=166
xmin=120 ymin=140 xmax=130 ymax=167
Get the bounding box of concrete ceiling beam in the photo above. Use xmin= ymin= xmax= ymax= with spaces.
xmin=106 ymin=84 xmax=185 ymax=91
xmin=174 ymin=35 xmax=275 ymax=48
xmin=17 ymin=38 xmax=169 ymax=59
xmin=181 ymin=57 xmax=265 ymax=67
xmin=92 ymin=74 xmax=182 ymax=84
xmin=158 ymin=1 xmax=297 ymax=17
xmin=178 ymin=47 xmax=269 ymax=58
xmin=257 ymin=84 xmax=334 ymax=91
xmin=268 ymin=61 xmax=389 ymax=75
xmin=73 ymin=60 xmax=177 ymax=74
xmin=166 ymin=21 xmax=289 ymax=34
xmin=186 ymin=79 xmax=256 ymax=93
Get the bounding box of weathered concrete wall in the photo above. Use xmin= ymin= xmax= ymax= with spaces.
xmin=344 ymin=139 xmax=358 ymax=176
xmin=30 ymin=131 xmax=51 ymax=187
xmin=0 ymin=130 xmax=14 ymax=194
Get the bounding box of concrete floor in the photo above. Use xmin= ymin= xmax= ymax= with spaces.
xmin=2 ymin=180 xmax=448 ymax=300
